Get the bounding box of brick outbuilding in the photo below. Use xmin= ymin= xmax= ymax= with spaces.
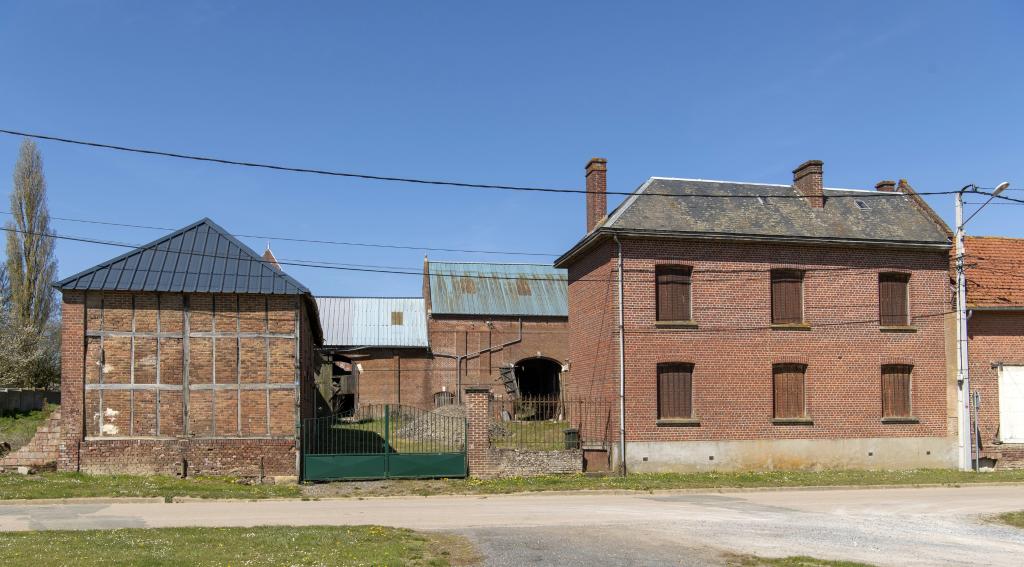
xmin=314 ymin=260 xmax=569 ymax=411
xmin=961 ymin=236 xmax=1024 ymax=468
xmin=56 ymin=218 xmax=323 ymax=478
xmin=557 ymin=159 xmax=957 ymax=472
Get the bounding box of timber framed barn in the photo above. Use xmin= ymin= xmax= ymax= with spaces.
xmin=56 ymin=218 xmax=323 ymax=479
xmin=314 ymin=259 xmax=569 ymax=411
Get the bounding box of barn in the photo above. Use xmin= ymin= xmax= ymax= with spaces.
xmin=56 ymin=218 xmax=323 ymax=479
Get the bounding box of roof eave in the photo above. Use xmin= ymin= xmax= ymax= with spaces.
xmin=555 ymin=228 xmax=952 ymax=267
xmin=967 ymin=305 xmax=1024 ymax=312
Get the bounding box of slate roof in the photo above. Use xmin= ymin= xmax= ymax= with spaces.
xmin=315 ymin=297 xmax=428 ymax=348
xmin=964 ymin=236 xmax=1024 ymax=308
xmin=57 ymin=218 xmax=310 ymax=294
xmin=427 ymin=261 xmax=568 ymax=317
xmin=607 ymin=178 xmax=950 ymax=243
xmin=557 ymin=178 xmax=951 ymax=266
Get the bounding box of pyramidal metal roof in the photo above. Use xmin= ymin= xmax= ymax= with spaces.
xmin=56 ymin=217 xmax=311 ymax=295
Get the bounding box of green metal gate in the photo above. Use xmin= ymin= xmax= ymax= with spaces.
xmin=302 ymin=404 xmax=467 ymax=481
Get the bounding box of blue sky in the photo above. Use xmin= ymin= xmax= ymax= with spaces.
xmin=1 ymin=1 xmax=1022 ymax=296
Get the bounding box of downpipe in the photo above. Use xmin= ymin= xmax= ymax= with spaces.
xmin=615 ymin=235 xmax=626 ymax=475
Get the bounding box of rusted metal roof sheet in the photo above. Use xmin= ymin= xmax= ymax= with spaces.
xmin=427 ymin=262 xmax=568 ymax=317
xmin=315 ymin=297 xmax=428 ymax=348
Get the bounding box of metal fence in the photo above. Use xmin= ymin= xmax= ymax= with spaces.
xmin=303 ymin=404 xmax=466 ymax=456
xmin=490 ymin=397 xmax=614 ymax=451
xmin=0 ymin=389 xmax=60 ymax=414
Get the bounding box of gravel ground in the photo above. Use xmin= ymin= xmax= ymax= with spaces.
xmin=2 ymin=485 xmax=1024 ymax=565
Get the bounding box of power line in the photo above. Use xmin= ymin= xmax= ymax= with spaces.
xmin=3 ymin=225 xmax=966 ymax=287
xmin=0 ymin=210 xmax=560 ymax=257
xmin=0 ymin=127 xmax=968 ymax=200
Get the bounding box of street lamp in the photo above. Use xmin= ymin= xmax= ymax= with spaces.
xmin=955 ymin=181 xmax=1009 ymax=471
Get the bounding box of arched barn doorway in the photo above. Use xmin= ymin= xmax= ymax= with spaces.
xmin=512 ymin=357 xmax=562 ymax=420
xmin=514 ymin=357 xmax=561 ymax=400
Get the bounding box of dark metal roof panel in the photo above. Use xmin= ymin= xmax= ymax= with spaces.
xmin=427 ymin=262 xmax=568 ymax=317
xmin=56 ymin=217 xmax=312 ymax=296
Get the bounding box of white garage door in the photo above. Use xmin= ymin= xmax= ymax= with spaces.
xmin=999 ymin=365 xmax=1024 ymax=443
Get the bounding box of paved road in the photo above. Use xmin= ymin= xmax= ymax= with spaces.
xmin=2 ymin=485 xmax=1024 ymax=566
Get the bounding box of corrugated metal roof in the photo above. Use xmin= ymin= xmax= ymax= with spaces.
xmin=315 ymin=297 xmax=428 ymax=348
xmin=427 ymin=262 xmax=568 ymax=317
xmin=56 ymin=218 xmax=311 ymax=295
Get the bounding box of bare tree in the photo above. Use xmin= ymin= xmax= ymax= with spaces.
xmin=5 ymin=139 xmax=56 ymax=333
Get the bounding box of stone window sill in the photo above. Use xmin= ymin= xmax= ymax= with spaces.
xmin=771 ymin=417 xmax=814 ymax=425
xmin=656 ymin=418 xmax=701 ymax=427
xmin=770 ymin=323 xmax=812 ymax=331
xmin=881 ymin=416 xmax=919 ymax=424
xmin=655 ymin=320 xmax=698 ymax=330
xmin=880 ymin=325 xmax=917 ymax=333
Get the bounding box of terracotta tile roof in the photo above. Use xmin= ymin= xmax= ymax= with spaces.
xmin=964 ymin=236 xmax=1024 ymax=307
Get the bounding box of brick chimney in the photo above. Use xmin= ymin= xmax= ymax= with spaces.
xmin=792 ymin=160 xmax=825 ymax=208
xmin=875 ymin=180 xmax=898 ymax=193
xmin=586 ymin=157 xmax=607 ymax=232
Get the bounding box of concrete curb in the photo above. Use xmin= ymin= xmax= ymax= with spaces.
xmin=3 ymin=481 xmax=1024 ymax=506
xmin=0 ymin=496 xmax=166 ymax=506
xmin=300 ymin=481 xmax=1024 ymax=500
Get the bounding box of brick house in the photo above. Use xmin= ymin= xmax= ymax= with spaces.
xmin=961 ymin=237 xmax=1024 ymax=469
xmin=556 ymin=158 xmax=956 ymax=472
xmin=314 ymin=260 xmax=569 ymax=410
xmin=56 ymin=218 xmax=323 ymax=478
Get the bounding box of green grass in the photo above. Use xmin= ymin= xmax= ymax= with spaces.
xmin=730 ymin=555 xmax=873 ymax=567
xmin=305 ymin=468 xmax=1024 ymax=498
xmin=0 ymin=472 xmax=300 ymax=501
xmin=994 ymin=510 xmax=1024 ymax=529
xmin=0 ymin=404 xmax=57 ymax=452
xmin=492 ymin=420 xmax=569 ymax=450
xmin=0 ymin=525 xmax=472 ymax=566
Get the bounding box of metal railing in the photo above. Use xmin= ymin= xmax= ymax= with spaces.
xmin=303 ymin=404 xmax=466 ymax=456
xmin=490 ymin=396 xmax=614 ymax=451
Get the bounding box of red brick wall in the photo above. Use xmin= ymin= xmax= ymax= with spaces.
xmin=348 ymin=349 xmax=434 ymax=408
xmin=62 ymin=291 xmax=315 ymax=477
xmin=967 ymin=311 xmax=1024 ymax=466
xmin=566 ymin=237 xmax=951 ymax=444
xmin=429 ymin=316 xmax=569 ymax=400
xmin=59 ymin=291 xmax=85 ymax=471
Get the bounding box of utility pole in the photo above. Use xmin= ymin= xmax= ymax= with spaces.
xmin=954 ymin=188 xmax=971 ymax=471
xmin=954 ymin=181 xmax=1010 ymax=471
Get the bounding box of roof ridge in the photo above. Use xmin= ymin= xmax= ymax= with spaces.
xmin=316 ymin=296 xmax=424 ymax=300
xmin=428 ymin=260 xmax=560 ymax=267
xmin=55 ymin=217 xmax=311 ymax=295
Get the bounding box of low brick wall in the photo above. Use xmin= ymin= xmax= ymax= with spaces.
xmin=0 ymin=409 xmax=62 ymax=470
xmin=491 ymin=448 xmax=583 ymax=477
xmin=78 ymin=438 xmax=297 ymax=478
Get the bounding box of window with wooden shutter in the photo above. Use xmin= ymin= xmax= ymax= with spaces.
xmin=879 ymin=273 xmax=910 ymax=326
xmin=656 ymin=265 xmax=692 ymax=322
xmin=657 ymin=363 xmax=693 ymax=419
xmin=771 ymin=270 xmax=804 ymax=324
xmin=881 ymin=364 xmax=912 ymax=418
xmin=773 ymin=363 xmax=806 ymax=419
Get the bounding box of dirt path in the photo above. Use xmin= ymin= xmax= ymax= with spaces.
xmin=1 ymin=485 xmax=1023 ymax=565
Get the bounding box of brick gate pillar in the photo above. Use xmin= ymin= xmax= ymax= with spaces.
xmin=58 ymin=292 xmax=85 ymax=471
xmin=464 ymin=386 xmax=496 ymax=478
